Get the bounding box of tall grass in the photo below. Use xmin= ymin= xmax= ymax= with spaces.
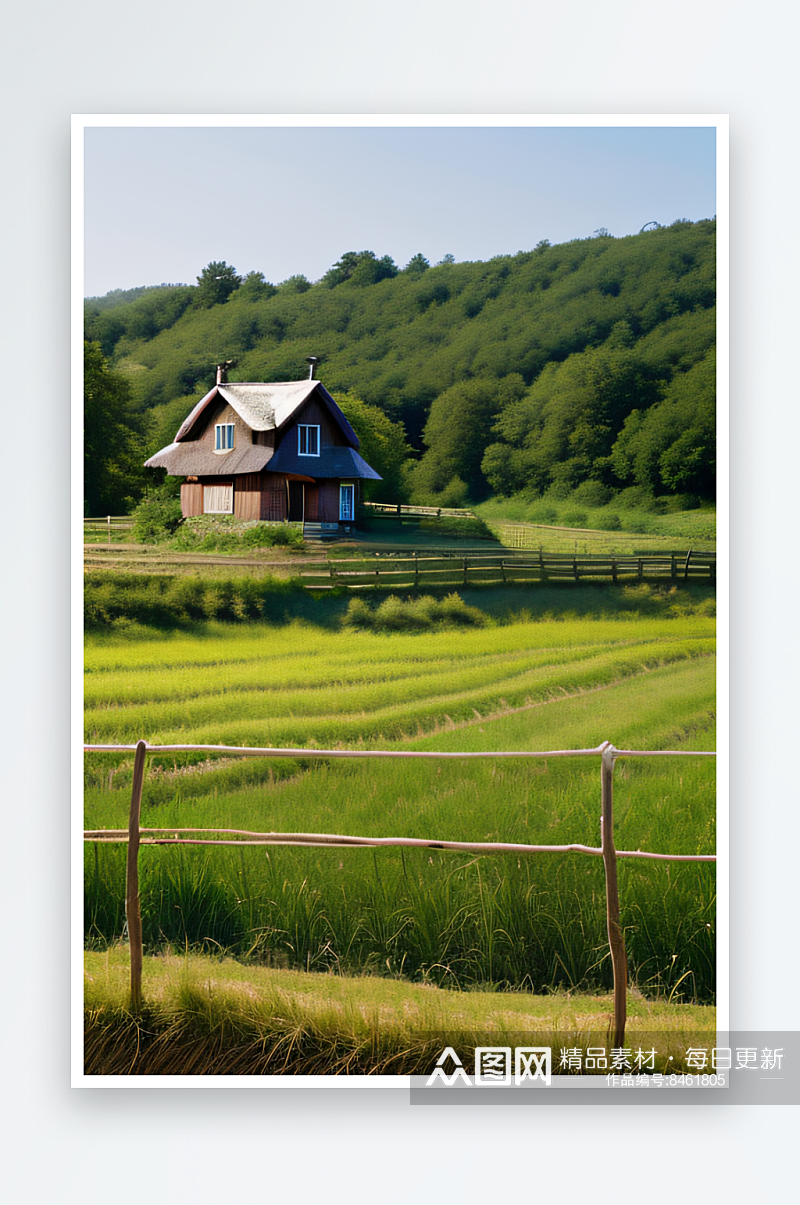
xmin=84 ymin=949 xmax=716 ymax=1076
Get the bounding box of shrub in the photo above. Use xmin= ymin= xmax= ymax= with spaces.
xmin=526 ymin=503 xmax=558 ymax=525
xmin=562 ymin=510 xmax=588 ymax=528
xmin=84 ymin=572 xmax=306 ymax=629
xmin=595 ymin=511 xmax=622 ymax=531
xmin=240 ymin=524 xmax=305 ymax=549
xmin=342 ymin=593 xmax=488 ymax=633
xmin=664 ymin=493 xmax=701 ymax=513
xmin=130 ymin=486 xmax=183 ymax=543
xmin=172 ymin=515 xmax=305 ymax=552
xmin=570 ymin=481 xmax=612 ymax=507
xmin=615 ymin=486 xmax=661 ymax=513
xmin=543 ymin=482 xmax=573 ymax=501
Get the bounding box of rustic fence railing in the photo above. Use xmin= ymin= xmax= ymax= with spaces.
xmin=84 ymin=515 xmax=134 ymax=542
xmin=83 ymin=740 xmax=716 ymax=1045
xmin=295 ymin=549 xmax=716 ymax=589
xmin=361 ymin=502 xmax=476 ymax=520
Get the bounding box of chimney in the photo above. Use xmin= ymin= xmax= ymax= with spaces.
xmin=306 ymin=356 xmax=320 ymax=380
xmin=216 ymin=360 xmax=236 ymax=385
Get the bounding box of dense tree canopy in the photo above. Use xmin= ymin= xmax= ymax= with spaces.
xmin=84 ymin=342 xmax=151 ymax=514
xmin=611 ymin=348 xmax=716 ymax=496
xmin=408 ymin=375 xmax=527 ymax=505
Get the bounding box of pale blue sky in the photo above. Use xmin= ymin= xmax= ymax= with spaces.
xmin=84 ymin=124 xmax=716 ymax=298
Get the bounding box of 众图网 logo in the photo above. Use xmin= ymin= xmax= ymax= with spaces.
xmin=426 ymin=1047 xmax=552 ymax=1087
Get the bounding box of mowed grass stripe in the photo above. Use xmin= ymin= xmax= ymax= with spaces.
xmin=402 ymin=656 xmax=716 ymax=755
xmin=84 ymin=614 xmax=715 ymax=675
xmin=83 ymin=635 xmax=707 ymax=726
xmin=85 ymin=641 xmax=713 ymax=747
xmin=84 ymin=642 xmax=622 ymax=709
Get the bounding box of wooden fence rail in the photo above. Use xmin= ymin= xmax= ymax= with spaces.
xmin=361 ymin=502 xmax=476 ymax=519
xmin=83 ymin=740 xmax=716 ymax=1049
xmin=294 ymin=550 xmax=716 ymax=590
xmin=83 ymin=515 xmax=134 ymax=542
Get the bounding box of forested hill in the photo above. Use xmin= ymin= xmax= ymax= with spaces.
xmin=85 ymin=220 xmax=716 ymax=508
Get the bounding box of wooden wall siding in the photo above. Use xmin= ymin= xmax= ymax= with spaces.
xmin=318 ymin=482 xmax=339 ymax=522
xmin=180 ymin=482 xmax=204 ymax=517
xmin=252 ymin=430 xmax=276 ymax=448
xmin=262 ymin=475 xmax=287 ymax=521
xmin=193 ymin=399 xmax=253 ymax=453
xmin=290 ymin=396 xmax=349 ymax=449
xmin=233 ymin=473 xmax=262 ymax=521
xmin=305 ymin=484 xmax=319 ymax=522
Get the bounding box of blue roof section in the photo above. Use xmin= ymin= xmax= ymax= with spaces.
xmin=267 ymin=443 xmax=382 ymax=480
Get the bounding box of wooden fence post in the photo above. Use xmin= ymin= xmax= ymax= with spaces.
xmin=414 ymin=551 xmax=419 ymax=587
xmin=463 ymin=557 xmax=468 ymax=587
xmin=684 ymin=549 xmax=692 ymax=581
xmin=126 ymin=740 xmax=147 ymax=1011
xmin=600 ymin=743 xmax=627 ymax=1049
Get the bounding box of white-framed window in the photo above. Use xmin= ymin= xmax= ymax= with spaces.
xmin=298 ymin=424 xmax=320 ymax=456
xmin=215 ymin=423 xmax=235 ymax=451
xmin=204 ymin=483 xmax=233 ymax=514
xmin=339 ymin=483 xmax=355 ymax=521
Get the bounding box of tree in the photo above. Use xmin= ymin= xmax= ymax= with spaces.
xmin=278 ymin=274 xmax=312 ymax=294
xmin=437 ymin=253 xmax=456 ymax=265
xmin=407 ymin=374 xmax=527 ymax=504
xmin=238 ymin=271 xmax=277 ymax=300
xmin=84 ymin=341 xmax=151 ymax=514
xmin=334 ymin=390 xmax=412 ymax=502
xmin=489 ymin=345 xmax=662 ymax=494
xmin=323 ymin=251 xmax=398 ymax=288
xmin=611 ymin=349 xmax=715 ymax=497
xmin=193 ymin=261 xmax=242 ymax=307
xmin=402 ymin=253 xmax=430 ymax=276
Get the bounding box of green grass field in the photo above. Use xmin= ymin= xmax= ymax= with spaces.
xmin=85 ymin=588 xmax=716 ymax=1002
xmin=476 ymin=497 xmax=717 ymax=551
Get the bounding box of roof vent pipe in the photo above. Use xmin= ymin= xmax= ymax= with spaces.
xmin=306 ymin=356 xmax=320 ymax=380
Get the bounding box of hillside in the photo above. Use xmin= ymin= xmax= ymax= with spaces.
xmin=84 ymin=220 xmax=716 ymax=510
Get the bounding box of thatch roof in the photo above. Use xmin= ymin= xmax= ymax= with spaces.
xmin=173 ymin=381 xmax=359 ymax=447
xmin=144 ymin=443 xmax=275 ymax=476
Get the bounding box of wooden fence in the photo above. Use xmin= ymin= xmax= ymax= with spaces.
xmin=361 ymin=502 xmax=475 ymax=521
xmin=295 ymin=549 xmax=716 ymax=590
xmin=84 ymin=515 xmax=134 ymax=541
xmin=83 ymin=739 xmax=716 ymax=1048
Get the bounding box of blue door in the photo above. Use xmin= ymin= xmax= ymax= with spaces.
xmin=339 ymin=484 xmax=354 ymax=521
